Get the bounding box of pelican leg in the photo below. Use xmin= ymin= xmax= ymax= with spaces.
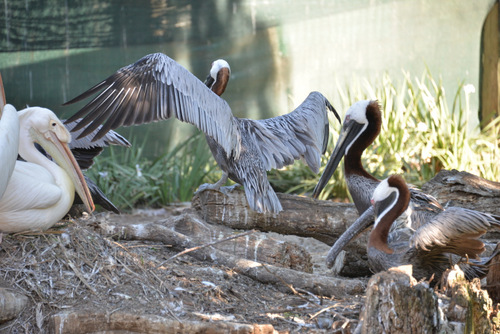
xmin=196 ymin=171 xmax=229 ymax=193
xmin=219 ymin=183 xmax=241 ymax=195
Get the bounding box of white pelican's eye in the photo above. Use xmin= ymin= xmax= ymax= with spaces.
xmin=51 ymin=122 xmax=56 ymax=127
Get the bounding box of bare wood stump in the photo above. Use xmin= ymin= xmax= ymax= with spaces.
xmin=0 ymin=287 xmax=29 ymax=324
xmin=50 ymin=311 xmax=277 ymax=334
xmin=359 ymin=266 xmax=439 ymax=334
xmin=441 ymin=266 xmax=497 ymax=333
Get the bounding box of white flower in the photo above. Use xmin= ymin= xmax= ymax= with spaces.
xmin=463 ymin=84 xmax=475 ymax=95
xmin=135 ymin=164 xmax=143 ymax=177
xmin=417 ymin=122 xmax=428 ymax=132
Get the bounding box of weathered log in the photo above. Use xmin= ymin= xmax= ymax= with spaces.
xmin=192 ymin=188 xmax=375 ymax=277
xmin=422 ymin=169 xmax=500 ymax=216
xmin=50 ymin=311 xmax=277 ymax=334
xmin=93 ymin=218 xmax=366 ymax=298
xmin=486 ymin=246 xmax=500 ymax=304
xmin=192 ymin=188 xmax=359 ymax=245
xmin=359 ymin=266 xmax=439 ymax=334
xmin=0 ymin=287 xmax=29 ymax=324
xmin=168 ymin=211 xmax=313 ymax=273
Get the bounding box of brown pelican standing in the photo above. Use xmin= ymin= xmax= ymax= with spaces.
xmin=361 ymin=174 xmax=500 ymax=280
xmin=313 ymin=100 xmax=442 ymax=220
xmin=311 ymin=100 xmax=443 ymax=266
xmin=63 ymin=53 xmax=340 ymax=213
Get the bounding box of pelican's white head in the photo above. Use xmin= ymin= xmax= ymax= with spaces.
xmin=19 ymin=107 xmax=71 ymax=145
xmin=206 ymin=59 xmax=231 ymax=96
xmin=210 ymin=59 xmax=231 ymax=80
xmin=345 ymin=100 xmax=371 ymax=124
xmin=372 ymin=177 xmax=399 ymax=227
xmin=18 ymin=107 xmax=94 ymax=213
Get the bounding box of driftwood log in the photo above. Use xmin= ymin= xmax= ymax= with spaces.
xmin=192 ymin=188 xmax=359 ymax=245
xmin=422 ymin=169 xmax=500 ymax=216
xmin=167 ymin=211 xmax=313 ymax=273
xmin=94 ymin=214 xmax=366 ymax=298
xmin=192 ymin=188 xmax=372 ymax=277
xmin=50 ymin=311 xmax=277 ymax=334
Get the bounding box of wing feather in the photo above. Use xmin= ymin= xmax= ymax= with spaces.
xmin=251 ymin=91 xmax=339 ymax=172
xmin=64 ymin=53 xmax=238 ymax=157
xmin=411 ymin=207 xmax=500 ymax=254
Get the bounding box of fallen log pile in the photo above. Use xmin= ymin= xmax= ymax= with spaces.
xmin=0 ymin=169 xmax=499 ymax=332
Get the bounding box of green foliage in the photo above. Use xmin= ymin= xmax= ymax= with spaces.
xmin=86 ymin=132 xmax=219 ymax=211
xmin=87 ymin=70 xmax=500 ymax=210
xmin=275 ymin=70 xmax=500 ymax=201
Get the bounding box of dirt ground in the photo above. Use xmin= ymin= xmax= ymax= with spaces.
xmin=0 ymin=204 xmax=367 ymax=333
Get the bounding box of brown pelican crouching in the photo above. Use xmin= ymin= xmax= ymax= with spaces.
xmin=63 ymin=53 xmax=341 ymax=213
xmin=360 ymin=174 xmax=500 ymax=281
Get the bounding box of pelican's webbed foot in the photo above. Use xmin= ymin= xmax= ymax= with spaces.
xmin=195 ymin=172 xmax=229 ymax=194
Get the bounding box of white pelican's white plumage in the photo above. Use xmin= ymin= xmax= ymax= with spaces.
xmin=0 ymin=105 xmax=19 ymax=201
xmin=63 ymin=53 xmax=341 ymax=213
xmin=0 ymin=105 xmax=94 ymax=233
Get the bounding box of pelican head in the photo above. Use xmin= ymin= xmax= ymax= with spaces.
xmin=371 ymin=177 xmax=399 ymax=228
xmin=312 ymin=100 xmax=380 ymax=198
xmin=18 ymin=107 xmax=94 ymax=213
xmin=204 ymin=59 xmax=231 ymax=96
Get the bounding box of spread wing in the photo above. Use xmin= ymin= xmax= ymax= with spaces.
xmin=250 ymin=91 xmax=340 ymax=173
xmin=411 ymin=207 xmax=500 ymax=258
xmin=66 ymin=118 xmax=131 ymax=149
xmin=65 ymin=118 xmax=131 ymax=170
xmin=63 ymin=53 xmax=239 ymax=158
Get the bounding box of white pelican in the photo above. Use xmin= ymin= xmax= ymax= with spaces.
xmin=0 ymin=105 xmax=94 ymax=233
xmin=63 ymin=53 xmax=341 ymax=213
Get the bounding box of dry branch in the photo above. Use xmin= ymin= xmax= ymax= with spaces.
xmin=50 ymin=311 xmax=278 ymax=334
xmin=94 ymin=218 xmax=366 ymax=298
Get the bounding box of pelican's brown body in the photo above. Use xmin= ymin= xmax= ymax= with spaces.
xmin=367 ymin=175 xmax=500 ymax=281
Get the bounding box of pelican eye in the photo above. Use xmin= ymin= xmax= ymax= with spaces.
xmin=51 ymin=122 xmax=56 ymax=127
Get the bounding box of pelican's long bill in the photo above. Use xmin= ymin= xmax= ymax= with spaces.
xmin=325 ymin=206 xmax=375 ymax=268
xmin=30 ymin=127 xmax=95 ymax=213
xmin=312 ymin=120 xmax=366 ymax=198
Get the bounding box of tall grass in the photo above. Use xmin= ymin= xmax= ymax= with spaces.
xmin=280 ymin=70 xmax=500 ymax=200
xmin=86 ymin=70 xmax=500 ymax=209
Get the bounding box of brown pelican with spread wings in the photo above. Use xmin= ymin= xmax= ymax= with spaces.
xmin=63 ymin=53 xmax=340 ymax=213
